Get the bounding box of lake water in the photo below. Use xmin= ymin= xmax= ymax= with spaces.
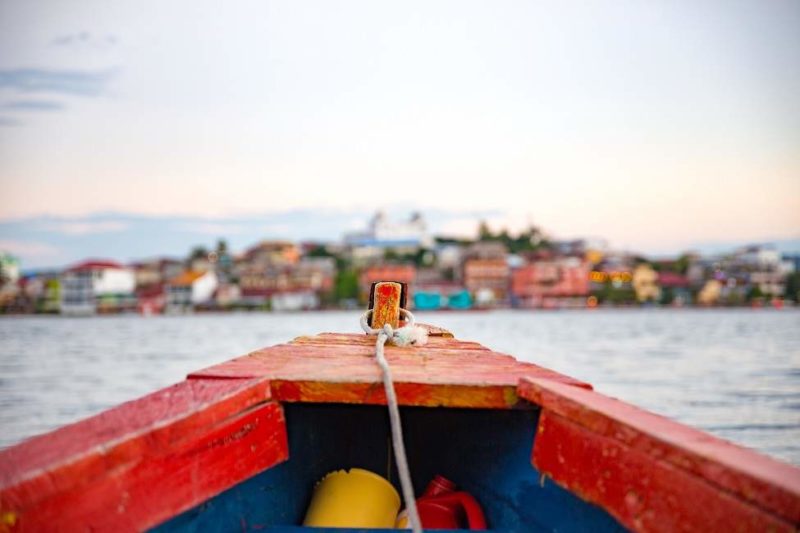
xmin=1 ymin=309 xmax=799 ymax=465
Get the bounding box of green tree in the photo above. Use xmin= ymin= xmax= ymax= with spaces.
xmin=784 ymin=272 xmax=800 ymax=302
xmin=746 ymin=285 xmax=764 ymax=303
xmin=307 ymin=245 xmax=334 ymax=258
xmin=334 ymin=269 xmax=359 ymax=302
xmin=188 ymin=245 xmax=208 ymax=263
xmin=478 ymin=220 xmax=493 ymax=241
xmin=674 ymin=254 xmax=691 ymax=275
xmin=383 ymin=248 xmax=401 ymax=261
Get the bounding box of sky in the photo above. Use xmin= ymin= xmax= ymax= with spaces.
xmin=1 ymin=0 xmax=799 ymax=268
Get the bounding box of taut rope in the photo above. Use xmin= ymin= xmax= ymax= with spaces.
xmin=360 ymin=308 xmax=427 ymax=533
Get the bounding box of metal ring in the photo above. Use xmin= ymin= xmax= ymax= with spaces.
xmin=360 ymin=308 xmax=415 ymax=335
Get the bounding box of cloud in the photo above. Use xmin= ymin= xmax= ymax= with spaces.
xmin=174 ymin=222 xmax=247 ymax=236
xmin=0 ymin=116 xmax=21 ymax=127
xmin=0 ymin=68 xmax=118 ymax=97
xmin=42 ymin=220 xmax=128 ymax=235
xmin=3 ymin=100 xmax=65 ymax=112
xmin=0 ymin=240 xmax=61 ymax=258
xmin=50 ymin=32 xmax=118 ymax=51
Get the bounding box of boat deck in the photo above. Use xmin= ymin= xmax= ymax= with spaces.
xmin=189 ymin=329 xmax=590 ymax=409
xmin=1 ymin=329 xmax=799 ymax=532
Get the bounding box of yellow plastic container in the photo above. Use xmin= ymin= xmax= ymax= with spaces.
xmin=302 ymin=468 xmax=401 ymax=528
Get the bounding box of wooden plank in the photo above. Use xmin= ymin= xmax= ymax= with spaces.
xmin=188 ymin=334 xmax=591 ymax=408
xmin=532 ymin=410 xmax=795 ymax=532
xmin=271 ymin=380 xmax=520 ymax=408
xmin=0 ymin=378 xmax=288 ymax=532
xmin=518 ymin=377 xmax=800 ymax=529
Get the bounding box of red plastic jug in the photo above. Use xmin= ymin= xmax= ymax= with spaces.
xmin=400 ymin=475 xmax=487 ymax=530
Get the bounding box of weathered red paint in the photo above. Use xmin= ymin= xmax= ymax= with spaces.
xmin=519 ymin=377 xmax=800 ymax=530
xmin=189 ymin=333 xmax=591 ymax=408
xmin=370 ymin=281 xmax=403 ymax=329
xmin=271 ymin=379 xmax=518 ymax=408
xmin=0 ymin=378 xmax=288 ymax=532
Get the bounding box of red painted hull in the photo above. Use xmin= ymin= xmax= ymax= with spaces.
xmin=1 ymin=328 xmax=798 ymax=532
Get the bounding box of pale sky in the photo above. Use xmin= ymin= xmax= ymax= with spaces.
xmin=1 ymin=0 xmax=799 ymax=254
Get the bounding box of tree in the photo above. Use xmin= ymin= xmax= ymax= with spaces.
xmin=745 ymin=285 xmax=764 ymax=303
xmin=785 ymin=272 xmax=800 ymax=302
xmin=478 ymin=220 xmax=493 ymax=241
xmin=334 ymin=269 xmax=359 ymax=303
xmin=674 ymin=254 xmax=691 ymax=275
xmin=187 ymin=245 xmax=209 ymax=267
xmin=307 ymin=245 xmax=333 ymax=258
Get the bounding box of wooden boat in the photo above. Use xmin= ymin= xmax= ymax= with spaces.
xmin=1 ymin=283 xmax=799 ymax=532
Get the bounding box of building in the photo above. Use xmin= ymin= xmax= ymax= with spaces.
xmin=239 ymin=266 xmax=289 ymax=307
xmin=131 ymin=258 xmax=183 ymax=288
xmin=292 ymin=257 xmax=336 ymax=294
xmin=136 ymin=283 xmax=165 ymax=315
xmin=271 ymin=290 xmax=320 ymax=311
xmin=464 ymin=258 xmax=510 ymax=306
xmin=214 ymin=283 xmax=242 ymax=309
xmin=0 ymin=252 xmax=20 ymax=285
xmin=735 ymin=245 xmax=781 ymax=270
xmin=61 ymin=260 xmax=136 ymax=315
xmin=464 ymin=241 xmax=507 ymax=261
xmin=657 ymin=272 xmax=691 ymax=305
xmin=748 ymin=271 xmax=785 ymax=297
xmin=20 ymin=271 xmax=61 ymax=314
xmin=242 ymin=241 xmax=300 ymax=269
xmin=698 ymin=279 xmax=723 ymax=305
xmin=511 ymin=257 xmax=590 ymax=308
xmin=165 ymin=270 xmax=218 ymax=312
xmin=412 ymin=281 xmax=470 ymax=310
xmin=632 ymin=264 xmax=661 ymax=303
xmin=359 ymin=264 xmax=417 ymax=303
xmin=346 ymin=211 xmax=433 ymax=249
xmin=345 ymin=212 xmax=433 ymax=264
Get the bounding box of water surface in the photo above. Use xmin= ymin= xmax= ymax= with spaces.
xmin=1 ymin=309 xmax=798 ymax=464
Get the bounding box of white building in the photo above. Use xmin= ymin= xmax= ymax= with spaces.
xmin=0 ymin=252 xmax=20 ymax=285
xmin=271 ymin=290 xmax=320 ymax=311
xmin=736 ymin=245 xmax=781 ymax=269
xmin=165 ymin=270 xmax=218 ymax=312
xmin=345 ymin=212 xmax=434 ymax=251
xmin=61 ymin=260 xmax=136 ymax=315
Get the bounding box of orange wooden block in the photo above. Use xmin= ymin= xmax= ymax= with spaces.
xmin=369 ymin=281 xmax=403 ymax=329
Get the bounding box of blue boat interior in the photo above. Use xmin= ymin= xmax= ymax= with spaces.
xmin=153 ymin=402 xmax=624 ymax=532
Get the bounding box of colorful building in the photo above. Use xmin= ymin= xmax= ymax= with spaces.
xmin=0 ymin=252 xmax=20 ymax=285
xmin=511 ymin=258 xmax=589 ymax=308
xmin=359 ymin=264 xmax=416 ymax=303
xmin=61 ymin=260 xmax=136 ymax=315
xmin=632 ymin=264 xmax=661 ymax=303
xmin=165 ymin=270 xmax=218 ymax=312
xmin=464 ymin=258 xmax=509 ymax=306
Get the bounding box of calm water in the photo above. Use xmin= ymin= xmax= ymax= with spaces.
xmin=1 ymin=309 xmax=799 ymax=465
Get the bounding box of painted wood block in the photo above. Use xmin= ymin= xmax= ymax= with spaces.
xmin=0 ymin=377 xmax=288 ymax=532
xmin=369 ymin=281 xmax=403 ymax=329
xmin=518 ymin=376 xmax=800 ymax=531
xmin=188 ymin=333 xmax=591 ymax=409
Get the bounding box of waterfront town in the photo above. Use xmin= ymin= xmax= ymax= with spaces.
xmin=0 ymin=212 xmax=798 ymax=315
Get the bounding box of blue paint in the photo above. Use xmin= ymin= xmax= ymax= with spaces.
xmin=447 ymin=291 xmax=472 ymax=310
xmin=153 ymin=404 xmax=624 ymax=532
xmin=413 ymin=292 xmax=444 ymax=310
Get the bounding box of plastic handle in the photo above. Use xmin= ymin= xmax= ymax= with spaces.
xmin=454 ymin=492 xmax=487 ymax=530
xmin=430 ymin=492 xmax=486 ymax=530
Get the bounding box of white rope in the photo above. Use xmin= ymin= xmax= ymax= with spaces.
xmin=361 ymin=309 xmax=426 ymax=533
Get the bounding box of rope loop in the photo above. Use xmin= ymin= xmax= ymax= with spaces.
xmin=360 ymin=308 xmax=416 ymax=335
